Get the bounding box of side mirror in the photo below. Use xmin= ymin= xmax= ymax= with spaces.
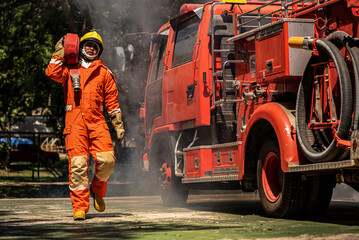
xmin=126 ymin=44 xmax=134 ymax=61
xmin=115 ymin=47 xmax=126 ymax=71
xmin=114 ymin=44 xmax=135 ymax=71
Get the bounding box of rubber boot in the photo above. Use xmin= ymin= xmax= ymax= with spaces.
xmin=90 ymin=187 xmax=105 ymax=212
xmin=73 ymin=211 xmax=85 ymax=220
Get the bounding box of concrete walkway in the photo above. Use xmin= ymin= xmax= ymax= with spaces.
xmin=1 ymin=193 xmax=359 ymax=239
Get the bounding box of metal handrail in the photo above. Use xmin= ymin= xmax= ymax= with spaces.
xmin=210 ymin=3 xmax=246 ymax=106
xmin=236 ymin=0 xmax=308 ymax=30
xmin=211 ymin=1 xmax=226 ymax=106
xmin=237 ymin=0 xmax=278 ymax=18
xmin=213 ymin=60 xmax=244 ymax=105
xmin=223 ymin=60 xmax=245 ymax=103
xmin=210 ymin=0 xmax=318 ymax=107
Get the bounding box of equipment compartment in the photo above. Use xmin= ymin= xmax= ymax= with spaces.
xmin=231 ymin=19 xmax=314 ymax=82
xmin=212 ymin=147 xmax=239 ymax=176
xmin=185 ymin=148 xmax=212 ymax=178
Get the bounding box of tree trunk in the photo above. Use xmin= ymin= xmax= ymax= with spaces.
xmin=61 ymin=0 xmax=78 ymax=34
xmin=0 ymin=121 xmax=11 ymax=172
xmin=2 ymin=151 xmax=10 ymax=172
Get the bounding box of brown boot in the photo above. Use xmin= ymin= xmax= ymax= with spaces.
xmin=90 ymin=187 xmax=105 ymax=212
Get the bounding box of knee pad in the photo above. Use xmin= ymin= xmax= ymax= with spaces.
xmin=95 ymin=151 xmax=116 ymax=181
xmin=69 ymin=155 xmax=89 ymax=190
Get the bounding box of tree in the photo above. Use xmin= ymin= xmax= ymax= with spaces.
xmin=0 ymin=0 xmax=207 ymax=171
xmin=0 ymin=0 xmax=89 ymax=170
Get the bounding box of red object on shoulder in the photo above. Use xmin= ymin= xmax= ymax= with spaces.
xmin=64 ymin=33 xmax=79 ymax=65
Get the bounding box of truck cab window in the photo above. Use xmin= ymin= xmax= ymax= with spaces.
xmin=172 ymin=16 xmax=200 ymax=67
xmin=149 ymin=35 xmax=167 ymax=84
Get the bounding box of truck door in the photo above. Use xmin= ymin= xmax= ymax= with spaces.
xmin=145 ymin=30 xmax=168 ymax=136
xmin=165 ymin=15 xmax=201 ymax=124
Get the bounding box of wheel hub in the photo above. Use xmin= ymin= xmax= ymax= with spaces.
xmin=159 ymin=163 xmax=172 ymax=188
xmin=262 ymin=152 xmax=282 ymax=202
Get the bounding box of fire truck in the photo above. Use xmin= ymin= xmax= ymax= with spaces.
xmin=140 ymin=0 xmax=359 ymax=218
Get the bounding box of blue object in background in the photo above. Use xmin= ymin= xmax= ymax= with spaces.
xmin=0 ymin=137 xmax=34 ymax=146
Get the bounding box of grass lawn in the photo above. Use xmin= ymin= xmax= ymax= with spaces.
xmin=0 ymin=162 xmax=66 ymax=182
xmin=0 ymin=157 xmax=69 ymax=198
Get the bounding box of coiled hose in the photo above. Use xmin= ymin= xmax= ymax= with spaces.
xmin=326 ymin=31 xmax=359 ymax=131
xmin=296 ymin=38 xmax=353 ymax=162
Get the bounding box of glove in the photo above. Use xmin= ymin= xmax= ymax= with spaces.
xmin=111 ymin=112 xmax=125 ymax=143
xmin=52 ymin=37 xmax=64 ymax=59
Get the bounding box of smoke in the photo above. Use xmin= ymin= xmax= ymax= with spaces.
xmin=70 ymin=0 xmax=184 ymax=195
xmin=69 ymin=0 xmax=207 ymax=196
xmin=70 ymin=1 xmax=359 ymax=202
xmin=76 ymin=0 xmax=173 ymax=122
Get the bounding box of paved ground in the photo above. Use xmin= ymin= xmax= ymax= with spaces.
xmin=1 ymin=191 xmax=359 ymax=240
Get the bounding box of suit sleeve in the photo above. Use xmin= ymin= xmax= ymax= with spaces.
xmin=45 ymin=56 xmax=69 ymax=84
xmin=104 ymin=69 xmax=121 ymax=116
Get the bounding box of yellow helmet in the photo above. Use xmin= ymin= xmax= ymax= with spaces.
xmin=80 ymin=31 xmax=103 ymax=58
xmin=80 ymin=31 xmax=103 ymax=47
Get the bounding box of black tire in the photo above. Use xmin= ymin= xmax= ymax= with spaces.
xmin=296 ymin=39 xmax=352 ymax=162
xmin=151 ymin=139 xmax=188 ymax=206
xmin=160 ymin=159 xmax=189 ymax=206
xmin=303 ymin=175 xmax=335 ymax=218
xmin=257 ymin=135 xmax=306 ymax=218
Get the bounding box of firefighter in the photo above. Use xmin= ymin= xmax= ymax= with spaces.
xmin=45 ymin=31 xmax=125 ymax=220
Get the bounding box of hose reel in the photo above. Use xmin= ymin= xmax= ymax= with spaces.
xmin=292 ymin=36 xmax=354 ymax=162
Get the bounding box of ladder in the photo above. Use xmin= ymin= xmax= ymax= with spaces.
xmin=210 ymin=2 xmax=244 ymax=106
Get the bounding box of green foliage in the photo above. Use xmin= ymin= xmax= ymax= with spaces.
xmin=0 ymin=142 xmax=10 ymax=171
xmin=0 ymin=1 xmax=59 ymax=131
xmin=0 ymin=142 xmax=10 ymax=155
xmin=0 ymin=0 xmax=207 ymax=138
xmin=0 ymin=0 xmax=89 ymax=134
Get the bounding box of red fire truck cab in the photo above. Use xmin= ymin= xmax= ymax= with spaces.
xmin=142 ymin=0 xmax=359 ymax=218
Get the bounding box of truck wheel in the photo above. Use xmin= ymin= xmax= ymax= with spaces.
xmin=303 ymin=175 xmax=334 ymax=218
xmin=158 ymin=150 xmax=188 ymax=206
xmin=257 ymin=136 xmax=306 ymax=218
xmin=296 ymin=39 xmax=352 ymax=162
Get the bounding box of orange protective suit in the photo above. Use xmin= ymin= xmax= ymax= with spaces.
xmin=46 ymin=55 xmax=121 ymax=213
